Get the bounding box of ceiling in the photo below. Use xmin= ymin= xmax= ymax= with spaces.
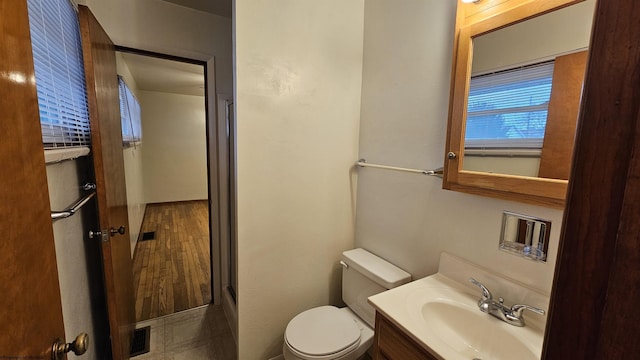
xmin=120 ymin=52 xmax=205 ymax=97
xmin=161 ymin=0 xmax=231 ymax=18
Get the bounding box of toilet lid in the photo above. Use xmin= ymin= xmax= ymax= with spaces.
xmin=285 ymin=306 xmax=361 ymax=358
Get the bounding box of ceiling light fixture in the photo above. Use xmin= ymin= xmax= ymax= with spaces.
xmin=462 ymin=0 xmax=480 ymax=3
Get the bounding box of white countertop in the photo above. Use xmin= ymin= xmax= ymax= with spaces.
xmin=368 ymin=273 xmax=545 ymax=360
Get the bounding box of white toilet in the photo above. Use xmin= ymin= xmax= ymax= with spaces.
xmin=283 ymin=248 xmax=411 ymax=360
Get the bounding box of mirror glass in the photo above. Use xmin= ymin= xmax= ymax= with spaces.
xmin=462 ymin=0 xmax=596 ymax=180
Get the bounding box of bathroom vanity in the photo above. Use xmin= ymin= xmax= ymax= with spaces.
xmin=368 ymin=253 xmax=549 ymax=360
xmin=373 ymin=314 xmax=437 ymax=360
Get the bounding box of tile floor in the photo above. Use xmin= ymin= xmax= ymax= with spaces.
xmin=132 ymin=304 xmax=236 ymax=360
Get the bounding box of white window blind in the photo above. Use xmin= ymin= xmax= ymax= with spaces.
xmin=465 ymin=61 xmax=555 ymax=149
xmin=118 ymin=76 xmax=142 ymax=145
xmin=27 ymin=0 xmax=90 ymax=149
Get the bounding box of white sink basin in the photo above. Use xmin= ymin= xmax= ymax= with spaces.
xmin=369 ymin=273 xmax=544 ymax=360
xmin=421 ymin=300 xmax=538 ymax=360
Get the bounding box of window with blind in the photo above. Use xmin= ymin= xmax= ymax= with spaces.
xmin=465 ymin=61 xmax=555 ymax=149
xmin=27 ymin=0 xmax=90 ymax=149
xmin=118 ymin=76 xmax=142 ymax=145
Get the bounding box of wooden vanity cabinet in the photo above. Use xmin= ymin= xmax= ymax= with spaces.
xmin=373 ymin=312 xmax=438 ymax=360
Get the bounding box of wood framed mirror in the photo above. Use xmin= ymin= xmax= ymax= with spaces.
xmin=444 ymin=0 xmax=595 ymax=208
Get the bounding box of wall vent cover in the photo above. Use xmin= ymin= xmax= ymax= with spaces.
xmin=141 ymin=231 xmax=156 ymax=241
xmin=130 ymin=326 xmax=150 ymax=357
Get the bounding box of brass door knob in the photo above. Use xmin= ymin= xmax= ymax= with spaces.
xmin=52 ymin=333 xmax=89 ymax=359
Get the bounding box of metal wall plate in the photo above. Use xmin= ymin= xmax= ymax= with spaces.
xmin=499 ymin=211 xmax=551 ymax=262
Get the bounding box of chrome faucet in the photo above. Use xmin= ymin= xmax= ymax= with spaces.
xmin=469 ymin=278 xmax=545 ymax=327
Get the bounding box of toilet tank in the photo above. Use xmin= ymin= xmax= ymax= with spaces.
xmin=341 ymin=248 xmax=411 ymax=328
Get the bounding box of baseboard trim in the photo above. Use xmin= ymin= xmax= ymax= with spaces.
xmin=146 ymin=199 xmax=208 ymax=206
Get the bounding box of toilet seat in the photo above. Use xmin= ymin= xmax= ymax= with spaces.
xmin=284 ymin=306 xmax=361 ymax=360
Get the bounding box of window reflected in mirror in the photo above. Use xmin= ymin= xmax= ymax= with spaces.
xmin=465 ymin=61 xmax=554 ymax=177
xmin=462 ymin=0 xmax=595 ymax=180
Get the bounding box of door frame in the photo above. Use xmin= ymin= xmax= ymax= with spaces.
xmin=216 ymin=93 xmax=235 ymax=299
xmin=216 ymin=93 xmax=238 ymax=339
xmin=114 ymin=46 xmax=222 ymax=306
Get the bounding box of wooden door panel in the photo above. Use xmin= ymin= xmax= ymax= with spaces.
xmin=78 ymin=6 xmax=135 ymax=360
xmin=543 ymin=0 xmax=640 ymax=357
xmin=538 ymin=50 xmax=588 ymax=179
xmin=0 ymin=1 xmax=66 ymax=358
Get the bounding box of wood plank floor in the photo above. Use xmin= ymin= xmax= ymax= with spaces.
xmin=132 ymin=200 xmax=211 ymax=322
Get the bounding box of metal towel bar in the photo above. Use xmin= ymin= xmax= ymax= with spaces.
xmin=356 ymin=159 xmax=444 ymax=178
xmin=51 ymin=191 xmax=96 ymax=221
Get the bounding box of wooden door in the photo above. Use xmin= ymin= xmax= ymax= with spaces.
xmin=0 ymin=1 xmax=66 ymax=358
xmin=78 ymin=6 xmax=135 ymax=360
xmin=543 ymin=0 xmax=640 ymax=357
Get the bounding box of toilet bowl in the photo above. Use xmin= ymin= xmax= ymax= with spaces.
xmin=283 ymin=306 xmax=373 ymax=360
xmin=283 ymin=249 xmax=411 ymax=360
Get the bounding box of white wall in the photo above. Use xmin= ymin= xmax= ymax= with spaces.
xmin=464 ymin=155 xmax=540 ymax=177
xmin=82 ymin=0 xmax=232 ymax=95
xmin=123 ymin=146 xmax=145 ymax=256
xmin=472 ymin=0 xmax=595 ymax=73
xmin=235 ymin=0 xmax=365 ymax=358
xmin=116 ymin=52 xmax=146 ymax=256
xmin=47 ymin=158 xmax=109 ymax=360
xmin=139 ymin=91 xmax=208 ymax=203
xmin=356 ymin=0 xmax=563 ymax=296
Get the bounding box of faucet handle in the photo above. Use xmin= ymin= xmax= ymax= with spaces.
xmin=469 ymin=278 xmax=493 ymax=301
xmin=510 ymin=304 xmax=545 ymax=318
